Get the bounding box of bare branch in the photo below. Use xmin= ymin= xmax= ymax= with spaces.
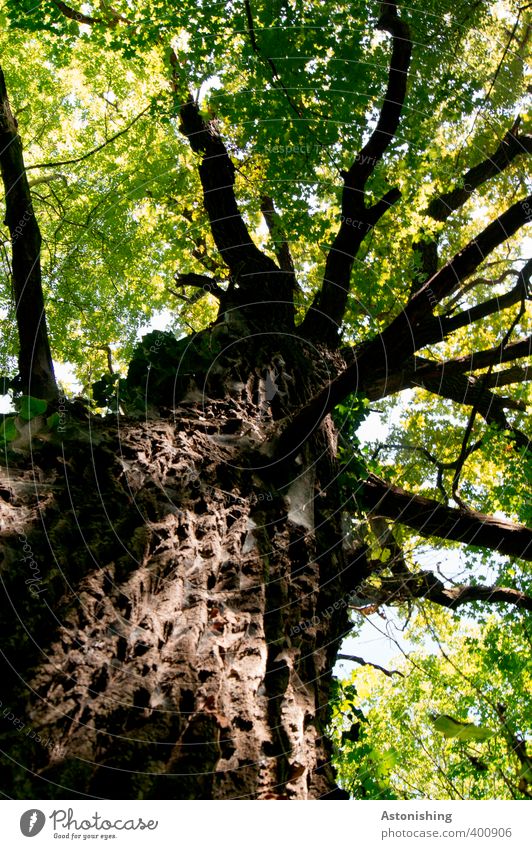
xmin=486 ymin=365 xmax=530 ymax=387
xmin=371 ymin=568 xmax=532 ymax=611
xmin=427 ymin=336 xmax=532 ymax=376
xmin=26 ymin=104 xmax=152 ymax=172
xmin=336 ymin=654 xmax=404 ymax=677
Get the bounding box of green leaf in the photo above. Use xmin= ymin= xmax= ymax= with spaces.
xmin=430 ymin=714 xmax=495 ymax=742
xmin=16 ymin=396 xmax=48 ymax=421
xmin=46 ymin=412 xmax=60 ymax=430
xmin=0 ymin=416 xmax=18 ymax=443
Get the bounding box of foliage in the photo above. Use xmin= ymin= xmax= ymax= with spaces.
xmin=331 ymin=612 xmax=532 ymax=799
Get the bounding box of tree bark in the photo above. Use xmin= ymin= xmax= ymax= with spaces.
xmin=0 ymin=351 xmax=355 ymax=799
xmin=0 ymin=67 xmax=57 ymax=400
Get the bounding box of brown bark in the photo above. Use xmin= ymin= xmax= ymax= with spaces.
xmin=0 ymin=67 xmax=57 ymax=400
xmin=0 ymin=362 xmax=354 ymax=799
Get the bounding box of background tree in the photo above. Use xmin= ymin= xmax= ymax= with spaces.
xmin=0 ymin=0 xmax=530 ymax=799
xmin=331 ymin=611 xmax=531 ymax=800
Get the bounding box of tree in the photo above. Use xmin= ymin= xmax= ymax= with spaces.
xmin=0 ymin=0 xmax=530 ymax=799
xmin=331 ymin=613 xmax=532 ymax=800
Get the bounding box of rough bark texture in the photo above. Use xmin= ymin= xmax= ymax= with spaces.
xmin=0 ymin=345 xmax=358 ymax=799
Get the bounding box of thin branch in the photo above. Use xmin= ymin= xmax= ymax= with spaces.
xmin=244 ymin=0 xmax=304 ymax=119
xmin=27 ymin=173 xmax=68 ymax=188
xmin=444 ymin=267 xmax=520 ymax=311
xmin=168 ymin=272 xmax=225 ymax=304
xmin=26 ymin=104 xmax=152 ymax=171
xmin=358 ymin=565 xmax=532 ymax=612
xmin=336 ymin=654 xmax=404 ymax=678
xmin=260 ymin=195 xmax=295 ymax=275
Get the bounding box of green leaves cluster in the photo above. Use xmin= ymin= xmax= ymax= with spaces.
xmin=332 ymin=612 xmax=531 ymax=799
xmin=91 ymin=329 xmax=222 ymax=412
xmin=0 ymin=396 xmax=59 ymax=449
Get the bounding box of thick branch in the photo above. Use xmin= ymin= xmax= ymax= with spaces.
xmin=52 ymin=1 xmax=103 ymax=25
xmin=435 ymin=336 xmax=532 ymax=374
xmin=275 ymin=322 xmax=530 ymax=458
xmin=427 ymin=121 xmax=532 ymax=223
xmin=170 ymin=272 xmax=225 ymax=304
xmin=362 ymin=336 xmax=532 ymax=401
xmin=402 ymin=371 xmax=524 ymax=431
xmin=344 ymin=3 xmax=412 ymax=188
xmin=410 ymin=194 xmax=532 ymax=314
xmin=301 ymin=2 xmax=411 ymax=345
xmin=362 ymin=474 xmax=532 ymax=561
xmin=0 ymin=67 xmax=57 ymax=399
xmin=178 ymin=97 xmax=280 ymax=287
xmin=486 ymin=365 xmax=530 ymax=387
xmin=52 ymin=1 xmax=127 ymax=27
xmin=281 ymin=181 xmax=531 ymax=455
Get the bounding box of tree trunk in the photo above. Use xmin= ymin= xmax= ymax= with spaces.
xmin=0 ymin=337 xmax=356 ymax=799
